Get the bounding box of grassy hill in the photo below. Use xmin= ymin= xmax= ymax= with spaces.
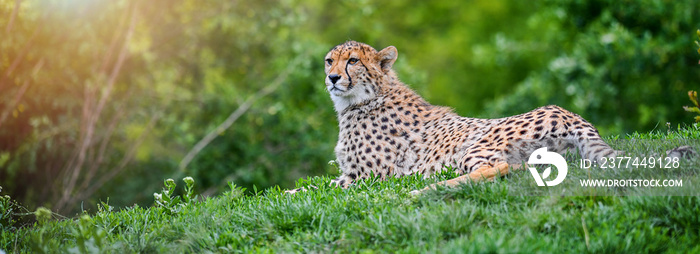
xmin=2 ymin=126 xmax=700 ymax=253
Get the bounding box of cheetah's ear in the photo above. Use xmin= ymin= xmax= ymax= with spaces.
xmin=377 ymin=46 xmax=397 ymax=74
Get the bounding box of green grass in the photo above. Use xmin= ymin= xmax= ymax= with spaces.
xmin=2 ymin=126 xmax=700 ymax=253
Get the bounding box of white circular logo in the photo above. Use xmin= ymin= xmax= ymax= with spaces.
xmin=527 ymin=147 xmax=568 ymax=186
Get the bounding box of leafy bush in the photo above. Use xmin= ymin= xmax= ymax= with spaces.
xmin=683 ymin=30 xmax=700 ymax=122
xmin=485 ymin=0 xmax=700 ymax=134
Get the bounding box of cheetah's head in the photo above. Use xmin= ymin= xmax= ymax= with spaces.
xmin=324 ymin=41 xmax=397 ymax=113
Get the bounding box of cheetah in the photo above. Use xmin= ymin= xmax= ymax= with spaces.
xmin=286 ymin=41 xmax=693 ymax=195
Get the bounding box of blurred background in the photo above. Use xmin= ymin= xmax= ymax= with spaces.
xmin=1 ymin=0 xmax=699 ymax=215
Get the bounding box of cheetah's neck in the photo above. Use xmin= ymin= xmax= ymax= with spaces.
xmin=330 ymin=86 xmax=377 ymax=113
xmin=330 ymin=94 xmax=368 ymax=113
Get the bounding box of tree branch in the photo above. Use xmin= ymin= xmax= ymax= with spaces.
xmin=73 ymin=113 xmax=160 ymax=205
xmin=0 ymin=28 xmax=38 ymax=92
xmin=56 ymin=3 xmax=138 ymax=212
xmin=5 ymin=0 xmax=21 ymax=33
xmin=79 ymin=103 xmax=127 ymax=192
xmin=177 ymin=53 xmax=307 ymax=174
xmin=0 ymin=58 xmax=43 ymax=129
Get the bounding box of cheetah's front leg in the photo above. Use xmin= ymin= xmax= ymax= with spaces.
xmin=409 ymin=162 xmax=516 ymax=195
xmin=330 ymin=174 xmax=353 ymax=188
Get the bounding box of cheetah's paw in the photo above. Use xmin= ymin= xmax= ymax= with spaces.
xmin=409 ymin=185 xmax=433 ymax=196
xmin=283 ymin=185 xmax=317 ymax=195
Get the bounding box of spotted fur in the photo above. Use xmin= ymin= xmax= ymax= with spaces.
xmin=285 ymin=41 xmax=692 ymax=195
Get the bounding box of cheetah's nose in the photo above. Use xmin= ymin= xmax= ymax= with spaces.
xmin=328 ymin=74 xmax=341 ymax=84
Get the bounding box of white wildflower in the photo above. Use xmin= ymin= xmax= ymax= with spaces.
xmin=183 ymin=176 xmax=194 ymax=186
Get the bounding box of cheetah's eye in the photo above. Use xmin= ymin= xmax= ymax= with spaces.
xmin=326 ymin=59 xmax=333 ymax=65
xmin=348 ymin=58 xmax=359 ymax=65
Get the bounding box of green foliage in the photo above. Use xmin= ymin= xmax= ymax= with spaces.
xmin=33 ymin=207 xmax=51 ymax=225
xmin=2 ymin=127 xmax=699 ymax=252
xmin=0 ymin=189 xmax=35 ymax=252
xmin=153 ymin=177 xmax=197 ymax=215
xmin=486 ymin=0 xmax=700 ymax=135
xmin=685 ymin=30 xmax=700 ymax=122
xmin=222 ymin=182 xmax=246 ymax=201
xmin=68 ymin=215 xmax=108 ymax=253
xmin=0 ymin=189 xmax=19 ymax=231
xmin=683 ymin=91 xmax=700 ymax=122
